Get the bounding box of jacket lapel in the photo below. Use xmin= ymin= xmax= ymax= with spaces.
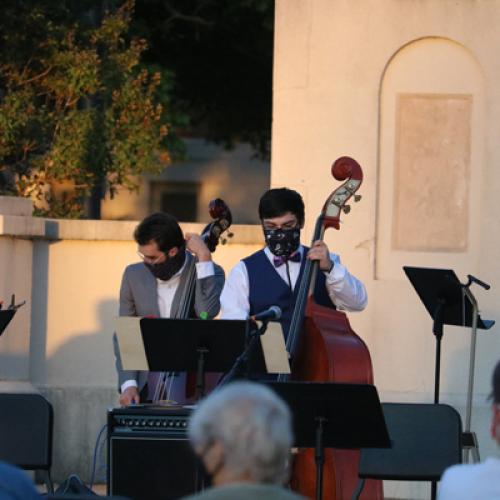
xmin=171 ymin=252 xmax=194 ymax=318
xmin=139 ymin=265 xmax=161 ymax=317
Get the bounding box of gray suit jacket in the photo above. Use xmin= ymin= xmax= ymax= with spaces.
xmin=113 ymin=252 xmax=225 ymax=392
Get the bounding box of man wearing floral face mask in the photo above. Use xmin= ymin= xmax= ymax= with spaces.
xmin=220 ymin=188 xmax=367 ymax=336
xmin=113 ymin=212 xmax=225 ymax=406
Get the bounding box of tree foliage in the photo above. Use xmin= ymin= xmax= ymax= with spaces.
xmin=132 ymin=0 xmax=274 ymax=159
xmin=0 ymin=0 xmax=171 ymax=217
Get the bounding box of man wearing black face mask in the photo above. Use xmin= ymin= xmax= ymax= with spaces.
xmin=113 ymin=212 xmax=225 ymax=406
xmin=220 ymin=188 xmax=367 ymax=337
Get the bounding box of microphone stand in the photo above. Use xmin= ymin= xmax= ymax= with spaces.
xmin=220 ymin=320 xmax=269 ymax=385
xmin=461 ymin=274 xmax=489 ymax=463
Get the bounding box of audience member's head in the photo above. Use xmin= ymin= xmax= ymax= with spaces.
xmin=188 ymin=381 xmax=292 ymax=486
xmin=490 ymin=359 xmax=500 ymax=445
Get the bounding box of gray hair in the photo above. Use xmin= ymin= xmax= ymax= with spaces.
xmin=188 ymin=381 xmax=293 ymax=484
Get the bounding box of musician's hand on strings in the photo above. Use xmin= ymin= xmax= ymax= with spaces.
xmin=120 ymin=386 xmax=140 ymax=407
xmin=185 ymin=233 xmax=211 ymax=262
xmin=307 ymin=240 xmax=334 ymax=272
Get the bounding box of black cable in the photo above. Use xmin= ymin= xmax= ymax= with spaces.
xmin=89 ymin=423 xmax=107 ymax=491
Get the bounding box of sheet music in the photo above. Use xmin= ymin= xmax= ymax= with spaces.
xmin=259 ymin=321 xmax=291 ymax=374
xmin=114 ymin=316 xmax=148 ymax=370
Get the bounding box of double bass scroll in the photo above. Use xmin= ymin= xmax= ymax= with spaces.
xmin=176 ymin=198 xmax=232 ymax=319
xmin=283 ymin=156 xmax=364 ymax=372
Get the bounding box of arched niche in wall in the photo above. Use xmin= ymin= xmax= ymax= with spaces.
xmin=375 ymin=37 xmax=485 ymax=280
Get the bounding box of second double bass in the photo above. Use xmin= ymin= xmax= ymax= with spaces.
xmin=220 ymin=162 xmax=377 ymax=498
xmin=286 ymin=157 xmax=381 ymax=500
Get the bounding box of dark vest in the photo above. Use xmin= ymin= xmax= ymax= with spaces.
xmin=243 ymin=248 xmax=335 ymax=339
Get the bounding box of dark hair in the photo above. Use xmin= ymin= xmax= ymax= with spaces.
xmin=134 ymin=212 xmax=184 ymax=252
xmin=258 ymin=188 xmax=305 ymax=225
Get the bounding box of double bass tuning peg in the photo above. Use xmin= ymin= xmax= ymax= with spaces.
xmin=342 ymin=194 xmax=361 ymax=213
xmin=220 ymin=232 xmax=234 ymax=245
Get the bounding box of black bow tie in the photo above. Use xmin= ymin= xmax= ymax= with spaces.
xmin=273 ymin=251 xmax=301 ymax=268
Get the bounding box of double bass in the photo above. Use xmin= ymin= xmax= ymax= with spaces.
xmin=284 ymin=157 xmax=382 ymax=500
xmin=177 ymin=198 xmax=232 ymax=400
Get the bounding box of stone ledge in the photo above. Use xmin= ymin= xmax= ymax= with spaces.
xmin=46 ymin=219 xmax=262 ymax=244
xmin=0 ymin=215 xmax=263 ymax=244
xmin=43 ymin=218 xmax=139 ymax=241
xmin=0 ymin=215 xmax=45 ymax=237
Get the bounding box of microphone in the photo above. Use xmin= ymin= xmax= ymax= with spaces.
xmin=467 ymin=274 xmax=491 ymax=290
xmin=251 ymin=305 xmax=282 ymax=322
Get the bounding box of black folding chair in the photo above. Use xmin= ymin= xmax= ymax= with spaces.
xmin=352 ymin=402 xmax=462 ymax=500
xmin=0 ymin=393 xmax=54 ymax=493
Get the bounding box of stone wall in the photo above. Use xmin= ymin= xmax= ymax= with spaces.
xmin=273 ymin=1 xmax=500 ymax=498
xmin=0 ymin=195 xmax=263 ymax=481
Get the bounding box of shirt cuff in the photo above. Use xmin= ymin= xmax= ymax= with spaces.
xmin=196 ymin=260 xmax=215 ymax=279
xmin=121 ymin=379 xmax=138 ymax=394
xmin=325 ymin=260 xmax=347 ymax=283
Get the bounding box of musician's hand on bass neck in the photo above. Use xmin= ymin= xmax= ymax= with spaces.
xmin=307 ymin=240 xmax=334 ymax=272
xmin=185 ymin=233 xmax=212 ymax=262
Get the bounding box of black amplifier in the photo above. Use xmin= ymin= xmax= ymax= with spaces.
xmin=107 ymin=406 xmax=206 ymax=500
xmin=109 ymin=406 xmax=191 ymax=433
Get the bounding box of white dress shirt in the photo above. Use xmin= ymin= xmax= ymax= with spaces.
xmin=438 ymin=457 xmax=500 ymax=500
xmin=121 ymin=259 xmax=214 ymax=393
xmin=220 ymin=245 xmax=367 ymax=320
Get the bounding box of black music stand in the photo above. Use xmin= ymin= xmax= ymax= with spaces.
xmin=0 ymin=310 xmax=15 ymax=336
xmin=403 ymin=267 xmax=494 ymax=466
xmin=220 ymin=319 xmax=273 ymax=385
xmin=0 ymin=295 xmax=26 ymax=336
xmin=140 ymin=318 xmax=255 ymax=399
xmin=265 ymin=381 xmax=390 ymax=500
